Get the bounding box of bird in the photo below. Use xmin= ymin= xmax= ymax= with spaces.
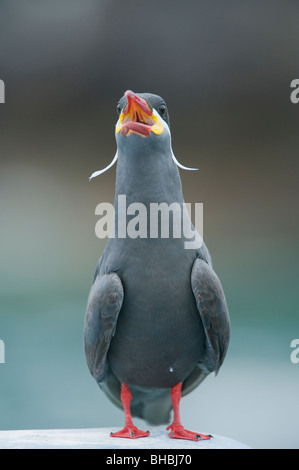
xmin=84 ymin=90 xmax=230 ymax=441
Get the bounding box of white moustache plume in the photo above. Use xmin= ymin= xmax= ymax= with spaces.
xmin=89 ymin=152 xmax=118 ymax=180
xmin=89 ymin=149 xmax=197 ymax=181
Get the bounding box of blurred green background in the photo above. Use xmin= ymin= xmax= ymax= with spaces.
xmin=0 ymin=0 xmax=298 ymax=449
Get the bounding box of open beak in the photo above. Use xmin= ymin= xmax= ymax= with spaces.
xmin=116 ymin=90 xmax=164 ymax=137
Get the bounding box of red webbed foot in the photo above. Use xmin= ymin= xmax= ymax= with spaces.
xmin=110 ymin=425 xmax=150 ymax=439
xmin=167 ymin=382 xmax=213 ymax=442
xmin=109 ymin=383 xmax=149 ymax=439
xmin=167 ymin=423 xmax=212 ymax=441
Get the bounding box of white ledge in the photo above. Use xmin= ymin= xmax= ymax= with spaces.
xmin=0 ymin=427 xmax=251 ymax=449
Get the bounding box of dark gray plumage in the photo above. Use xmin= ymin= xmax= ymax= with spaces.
xmin=84 ymin=90 xmax=230 ymax=439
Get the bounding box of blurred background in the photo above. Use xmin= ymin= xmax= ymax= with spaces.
xmin=0 ymin=0 xmax=298 ymax=449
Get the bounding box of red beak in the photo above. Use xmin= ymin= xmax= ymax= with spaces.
xmin=120 ymin=90 xmax=153 ymax=137
xmin=124 ymin=90 xmax=152 ymax=117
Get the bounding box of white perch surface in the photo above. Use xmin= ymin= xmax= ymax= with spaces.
xmin=0 ymin=427 xmax=251 ymax=449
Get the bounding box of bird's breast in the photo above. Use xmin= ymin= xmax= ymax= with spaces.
xmin=106 ymin=241 xmax=205 ymax=388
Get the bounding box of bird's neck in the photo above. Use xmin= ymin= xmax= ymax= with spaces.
xmin=114 ymin=149 xmax=184 ymax=206
xmin=111 ymin=146 xmax=202 ymax=252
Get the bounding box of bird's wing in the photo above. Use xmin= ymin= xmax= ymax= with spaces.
xmin=191 ymin=257 xmax=230 ymax=375
xmin=84 ymin=272 xmax=124 ymax=383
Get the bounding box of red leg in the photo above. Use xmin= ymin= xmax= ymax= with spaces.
xmin=167 ymin=383 xmax=212 ymax=441
xmin=110 ymin=383 xmax=150 ymax=439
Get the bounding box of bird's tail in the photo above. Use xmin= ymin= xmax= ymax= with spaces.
xmin=100 ymin=368 xmax=209 ymax=426
xmin=131 ymin=388 xmax=172 ymax=425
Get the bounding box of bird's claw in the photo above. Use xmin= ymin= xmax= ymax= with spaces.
xmin=167 ymin=423 xmax=212 ymax=441
xmin=110 ymin=425 xmax=150 ymax=439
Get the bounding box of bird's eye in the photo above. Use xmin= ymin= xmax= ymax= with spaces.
xmin=159 ymin=103 xmax=166 ymax=116
xmin=116 ymin=104 xmax=122 ymax=115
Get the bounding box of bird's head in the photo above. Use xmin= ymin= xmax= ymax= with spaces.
xmin=115 ymin=90 xmax=171 ymax=155
xmin=116 ymin=90 xmax=170 ymax=135
xmin=89 ymin=90 xmax=197 ymax=180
